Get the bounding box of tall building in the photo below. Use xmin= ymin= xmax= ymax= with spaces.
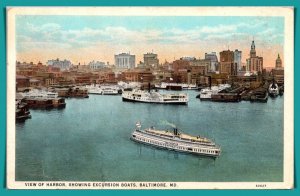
xmin=275 ymin=53 xmax=283 ymax=69
xmin=190 ymin=59 xmax=210 ymax=75
xmin=219 ymin=50 xmax=236 ymax=75
xmin=144 ymin=52 xmax=159 ymax=67
xmin=246 ymin=40 xmax=263 ymax=73
xmin=47 ymin=58 xmax=71 ymax=71
xmin=234 ymin=50 xmax=242 ymax=71
xmin=114 ymin=53 xmax=136 ymax=69
xmin=205 ymin=52 xmax=218 ymax=72
xmin=88 ymin=60 xmax=105 ymax=70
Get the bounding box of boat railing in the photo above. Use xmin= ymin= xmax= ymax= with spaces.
xmin=141 ymin=129 xmax=215 ymax=146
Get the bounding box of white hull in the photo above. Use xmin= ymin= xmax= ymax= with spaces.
xmin=122 ymin=90 xmax=188 ymax=104
xmin=86 ymin=85 xmax=119 ymax=95
xmin=21 ymin=89 xmax=58 ymax=99
xmin=131 ymin=128 xmax=220 ymax=157
xmin=155 ymin=83 xmax=197 ymax=90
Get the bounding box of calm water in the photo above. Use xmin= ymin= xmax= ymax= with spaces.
xmin=16 ymin=91 xmax=283 ymax=182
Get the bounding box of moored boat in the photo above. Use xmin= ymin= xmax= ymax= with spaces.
xmin=16 ymin=100 xmax=31 ymax=121
xmin=155 ymin=82 xmax=198 ymax=90
xmin=86 ymin=84 xmax=120 ymax=95
xmin=101 ymin=85 xmax=119 ymax=95
xmin=122 ymin=89 xmax=188 ymax=105
xmin=268 ymin=80 xmax=279 ymax=97
xmin=199 ymin=84 xmax=231 ymax=101
xmin=21 ymin=89 xmax=58 ymax=99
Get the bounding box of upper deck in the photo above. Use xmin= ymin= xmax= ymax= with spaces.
xmin=144 ymin=128 xmax=213 ymax=144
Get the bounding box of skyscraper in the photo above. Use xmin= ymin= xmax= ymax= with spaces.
xmin=219 ymin=50 xmax=234 ymax=75
xmin=246 ymin=40 xmax=263 ymax=73
xmin=234 ymin=50 xmax=242 ymax=71
xmin=275 ymin=53 xmax=283 ymax=69
xmin=114 ymin=53 xmax=136 ymax=69
xmin=205 ymin=52 xmax=218 ymax=72
xmin=143 ymin=52 xmax=159 ymax=68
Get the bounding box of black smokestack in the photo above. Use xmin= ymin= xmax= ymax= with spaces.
xmin=173 ymin=128 xmax=178 ymax=135
xmin=148 ymin=82 xmax=151 ymax=93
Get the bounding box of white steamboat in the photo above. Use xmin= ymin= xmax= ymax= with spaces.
xmin=122 ymin=89 xmax=188 ymax=105
xmin=155 ymin=82 xmax=198 ymax=90
xmin=131 ymin=122 xmax=221 ymax=157
xmin=21 ymin=89 xmax=58 ymax=99
xmin=86 ymin=84 xmax=119 ymax=95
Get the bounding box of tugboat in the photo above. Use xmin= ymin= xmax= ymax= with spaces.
xmin=16 ymin=100 xmax=31 ymax=121
xmin=268 ymin=79 xmax=279 ymax=97
xmin=131 ymin=122 xmax=221 ymax=157
xmin=122 ymin=83 xmax=188 ymax=105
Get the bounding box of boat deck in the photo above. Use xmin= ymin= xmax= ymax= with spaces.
xmin=145 ymin=129 xmax=211 ymax=143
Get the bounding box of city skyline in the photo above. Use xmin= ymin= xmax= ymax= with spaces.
xmin=16 ymin=16 xmax=284 ymax=67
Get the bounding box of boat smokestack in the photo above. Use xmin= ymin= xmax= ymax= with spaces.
xmin=173 ymin=128 xmax=178 ymax=135
xmin=148 ymin=82 xmax=151 ymax=93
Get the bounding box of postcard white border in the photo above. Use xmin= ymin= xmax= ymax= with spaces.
xmin=6 ymin=6 xmax=294 ymax=189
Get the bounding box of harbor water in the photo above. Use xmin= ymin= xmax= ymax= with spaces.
xmin=16 ymin=90 xmax=283 ymax=182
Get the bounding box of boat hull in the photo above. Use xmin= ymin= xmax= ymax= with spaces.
xmin=122 ymin=97 xmax=187 ymax=105
xmin=130 ymin=136 xmax=219 ymax=158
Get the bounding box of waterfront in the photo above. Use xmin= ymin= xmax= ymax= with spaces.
xmin=16 ymin=90 xmax=283 ymax=182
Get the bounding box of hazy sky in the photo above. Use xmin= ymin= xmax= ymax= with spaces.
xmin=16 ymin=15 xmax=284 ymax=67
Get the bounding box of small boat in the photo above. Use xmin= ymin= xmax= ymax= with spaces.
xmin=131 ymin=122 xmax=221 ymax=157
xmin=16 ymin=100 xmax=31 ymax=121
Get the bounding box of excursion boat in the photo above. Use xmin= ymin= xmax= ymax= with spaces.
xmin=155 ymin=82 xmax=198 ymax=90
xmin=19 ymin=90 xmax=66 ymax=109
xmin=118 ymin=81 xmax=142 ymax=90
xmin=131 ymin=122 xmax=221 ymax=157
xmin=21 ymin=89 xmax=58 ymax=99
xmin=101 ymin=86 xmax=119 ymax=95
xmin=86 ymin=84 xmax=119 ymax=95
xmin=122 ymin=89 xmax=188 ymax=105
xmin=85 ymin=85 xmax=103 ymax=95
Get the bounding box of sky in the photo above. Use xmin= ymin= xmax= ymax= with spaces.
xmin=16 ymin=15 xmax=284 ymax=67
